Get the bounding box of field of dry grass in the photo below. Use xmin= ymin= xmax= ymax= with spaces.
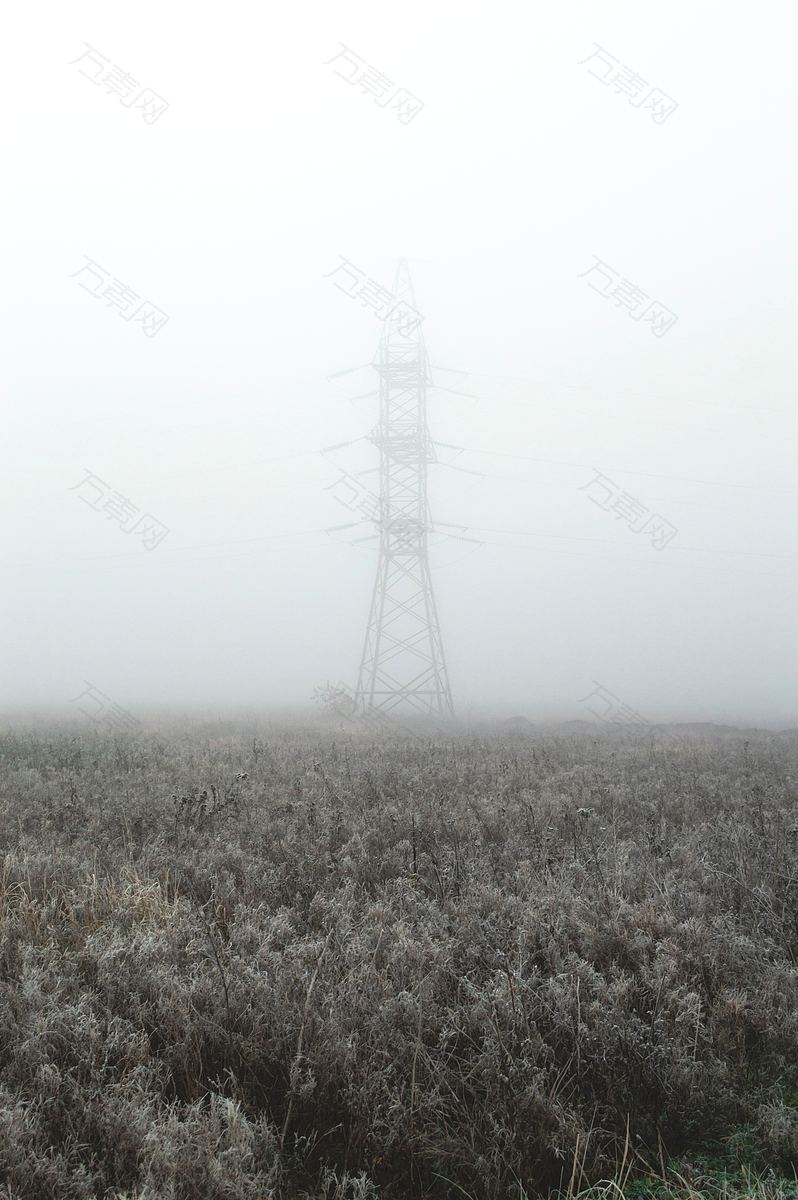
xmin=1 ymin=720 xmax=797 ymax=1198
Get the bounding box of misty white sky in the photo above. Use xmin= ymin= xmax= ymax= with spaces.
xmin=2 ymin=0 xmax=796 ymax=725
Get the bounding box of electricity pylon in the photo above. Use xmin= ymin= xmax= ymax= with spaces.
xmin=354 ymin=260 xmax=454 ymax=717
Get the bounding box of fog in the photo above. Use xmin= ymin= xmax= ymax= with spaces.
xmin=2 ymin=0 xmax=796 ymax=727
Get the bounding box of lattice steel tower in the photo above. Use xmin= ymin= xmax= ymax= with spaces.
xmin=354 ymin=260 xmax=454 ymax=717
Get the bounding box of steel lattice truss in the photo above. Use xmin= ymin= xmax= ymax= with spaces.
xmin=354 ymin=261 xmax=454 ymax=717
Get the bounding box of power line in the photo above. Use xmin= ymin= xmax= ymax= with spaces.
xmin=465 ymin=524 xmax=798 ymax=562
xmin=436 ymin=443 xmax=798 ymax=497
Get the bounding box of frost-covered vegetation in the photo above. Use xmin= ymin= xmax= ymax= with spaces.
xmin=1 ymin=721 xmax=797 ymax=1198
